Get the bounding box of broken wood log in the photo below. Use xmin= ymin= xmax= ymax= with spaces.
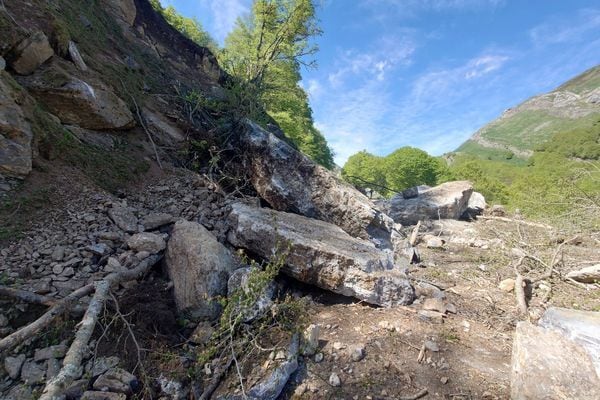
xmin=0 ymin=284 xmax=94 ymax=354
xmin=0 ymin=255 xmax=161 ymax=355
xmin=37 ymin=255 xmax=162 ymax=399
xmin=0 ymin=285 xmax=57 ymax=306
xmin=39 ymin=280 xmax=110 ymax=400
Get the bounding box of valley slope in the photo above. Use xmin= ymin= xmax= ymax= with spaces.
xmin=456 ymin=65 xmax=600 ymax=161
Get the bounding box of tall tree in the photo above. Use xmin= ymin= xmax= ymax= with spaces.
xmin=221 ymin=0 xmax=334 ymax=169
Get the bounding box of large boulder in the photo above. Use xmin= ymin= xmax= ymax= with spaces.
xmin=0 ymin=73 xmax=33 ymax=178
xmin=240 ymin=120 xmax=393 ymax=241
xmin=101 ymin=0 xmax=137 ymax=26
xmin=165 ymin=220 xmax=238 ymax=320
xmin=20 ymin=63 xmax=135 ymax=130
xmin=511 ymin=313 xmax=600 ymax=399
xmin=384 ymin=181 xmax=474 ymax=225
xmin=6 ymin=31 xmax=54 ymax=75
xmin=226 ymin=203 xmax=414 ymax=307
xmin=539 ymin=307 xmax=600 ymax=375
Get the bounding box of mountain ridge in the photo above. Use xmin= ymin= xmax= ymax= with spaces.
xmin=456 ymin=65 xmax=600 ymax=161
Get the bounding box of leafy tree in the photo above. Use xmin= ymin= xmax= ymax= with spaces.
xmin=221 ymin=0 xmax=334 ymax=168
xmin=342 ymin=147 xmax=448 ymax=196
xmin=150 ymin=2 xmax=217 ymax=51
xmin=383 ymin=147 xmax=440 ymax=191
xmin=342 ymin=151 xmax=387 ymax=195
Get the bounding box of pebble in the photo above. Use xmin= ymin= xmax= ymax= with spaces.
xmin=328 ymin=372 xmax=341 ymax=387
xmin=350 ymin=345 xmax=366 ymax=362
xmin=499 ymin=278 xmax=515 ymax=292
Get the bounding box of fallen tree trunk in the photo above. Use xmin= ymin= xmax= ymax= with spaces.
xmin=39 ymin=280 xmax=109 ymax=400
xmin=0 ymin=284 xmax=94 ymax=354
xmin=37 ymin=254 xmax=162 ymax=400
xmin=0 ymin=286 xmax=57 ymax=306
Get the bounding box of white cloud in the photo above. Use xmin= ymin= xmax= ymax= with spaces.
xmin=464 ymin=55 xmax=509 ymax=79
xmin=315 ymin=81 xmax=392 ymax=165
xmin=360 ymin=0 xmax=505 ymax=20
xmin=411 ymin=52 xmax=510 ymax=109
xmin=327 ymin=36 xmax=415 ymax=87
xmin=529 ymin=8 xmax=600 ymax=47
xmin=203 ymin=0 xmax=249 ymax=43
xmin=303 ymin=79 xmax=323 ymax=100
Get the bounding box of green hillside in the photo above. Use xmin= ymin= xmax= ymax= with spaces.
xmin=457 ymin=65 xmax=600 ymax=161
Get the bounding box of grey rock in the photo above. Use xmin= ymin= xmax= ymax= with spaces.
xmin=0 ymin=55 xmax=5 ymax=70
xmin=227 ymin=267 xmax=274 ymax=322
xmin=423 ymin=234 xmax=445 ymax=249
xmin=20 ymin=360 xmax=46 ymax=384
xmin=126 ymin=232 xmax=166 ymax=254
xmin=64 ymin=380 xmax=88 ymax=400
xmin=301 ymin=324 xmax=320 ymax=356
xmin=0 ymin=313 xmax=8 ymax=327
xmin=92 ymin=367 xmax=137 ymax=395
xmin=314 ymin=352 xmax=324 ymax=363
xmin=34 ymin=343 xmax=68 ymax=361
xmin=418 ymin=310 xmax=445 ymax=324
xmin=539 ymin=307 xmax=600 ymax=375
xmin=46 ymin=357 xmax=61 ymax=379
xmin=141 ymin=212 xmax=174 ymax=230
xmin=166 ymin=220 xmax=238 ymax=320
xmin=108 ymin=206 xmax=138 ymax=233
xmin=424 ymin=340 xmax=440 ymax=352
xmin=4 ymin=384 xmax=33 ymax=400
xmin=227 ymin=203 xmax=414 ymax=307
xmin=189 ymin=322 xmax=214 ymax=345
xmin=565 ymin=264 xmax=600 ymax=284
xmin=21 ymin=63 xmax=135 ymax=130
xmin=68 ymin=41 xmax=87 ymax=71
xmin=4 ymin=354 xmax=26 ymax=379
xmin=466 ymin=191 xmax=486 ymax=216
xmin=0 ymin=73 xmax=34 ymax=178
xmin=158 ymin=374 xmax=189 ymax=400
xmin=6 ymin=31 xmax=54 ymax=75
xmin=100 ymin=0 xmax=137 ymax=26
xmin=511 ymin=321 xmax=600 ymax=400
xmin=350 ymin=345 xmax=366 ymax=362
xmin=240 ymin=120 xmax=393 ymax=240
xmin=230 ymin=334 xmax=299 ymax=400
xmin=384 ymin=181 xmax=474 ymax=225
xmin=86 ymin=243 xmax=111 ymax=256
xmin=89 ymin=356 xmax=120 ymax=377
xmin=81 ymin=391 xmax=126 ymax=400
xmin=51 ymin=246 xmax=65 ymax=261
xmin=328 ymin=372 xmax=341 ymax=387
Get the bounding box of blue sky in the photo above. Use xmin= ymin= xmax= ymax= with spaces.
xmin=159 ymin=0 xmax=600 ymax=165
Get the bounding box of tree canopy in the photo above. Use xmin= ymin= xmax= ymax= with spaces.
xmin=342 ymin=147 xmax=448 ymax=197
xmin=220 ymin=0 xmax=334 ymax=169
xmin=150 ymin=1 xmax=217 ymax=51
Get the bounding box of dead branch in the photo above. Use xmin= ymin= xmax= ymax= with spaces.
xmin=37 ymin=255 xmax=161 ymax=399
xmin=39 ymin=280 xmax=109 ymax=400
xmin=409 ymin=221 xmax=421 ymax=247
xmin=399 ymin=388 xmax=428 ymax=400
xmin=0 ymin=286 xmax=57 ymax=306
xmin=0 ymin=284 xmax=94 ymax=354
xmin=478 ymin=215 xmax=553 ymax=230
xmin=514 ymin=273 xmax=528 ymax=316
xmin=199 ymin=356 xmax=234 ymax=400
xmin=0 ymin=255 xmax=161 ymax=355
